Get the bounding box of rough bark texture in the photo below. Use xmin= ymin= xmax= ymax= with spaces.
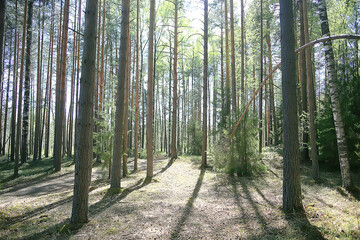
xmin=111 ymin=0 xmax=130 ymax=189
xmin=0 ymin=0 xmax=5 ymax=96
xmin=299 ymin=0 xmax=309 ymax=163
xmin=171 ymin=0 xmax=178 ymax=161
xmin=259 ymin=0 xmax=263 ymax=153
xmin=230 ymin=0 xmax=236 ymax=111
xmin=224 ymin=0 xmax=230 ymax=123
xmin=317 ymin=0 xmax=352 ymax=189
xmin=134 ymin=0 xmax=140 ymax=171
xmin=71 ymin=0 xmax=98 ymax=224
xmin=21 ymin=0 xmax=34 ymax=164
xmin=201 ymin=0 xmax=208 ymax=168
xmin=15 ymin=0 xmax=28 ymax=176
xmin=54 ymin=0 xmax=70 ymax=172
xmin=147 ymin=0 xmax=155 ymax=179
xmin=302 ymin=0 xmax=319 ymax=180
xmin=280 ymin=0 xmax=303 ymax=212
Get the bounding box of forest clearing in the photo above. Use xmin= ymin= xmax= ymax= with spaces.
xmin=0 ymin=150 xmax=359 ymax=239
xmin=1 ymin=0 xmax=360 ymax=239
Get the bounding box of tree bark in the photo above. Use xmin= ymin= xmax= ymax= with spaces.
xmin=111 ymin=0 xmax=130 ymax=189
xmin=302 ymin=0 xmax=319 ymax=180
xmin=21 ymin=0 xmax=34 ymax=164
xmin=201 ymin=0 xmax=208 ymax=167
xmin=230 ymin=0 xmax=236 ymax=112
xmin=317 ymin=0 xmax=352 ymax=189
xmin=171 ymin=0 xmax=178 ymax=161
xmin=0 ymin=0 xmax=5 ymax=106
xmin=134 ymin=0 xmax=140 ymax=171
xmin=280 ymin=0 xmax=303 ymax=212
xmin=259 ymin=0 xmax=263 ymax=153
xmin=224 ymin=0 xmax=230 ymax=123
xmin=147 ymin=0 xmax=155 ymax=179
xmin=15 ymin=0 xmax=28 ymax=176
xmin=71 ymin=0 xmax=98 ymax=224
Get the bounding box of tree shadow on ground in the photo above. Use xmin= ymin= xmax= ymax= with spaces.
xmin=170 ymin=168 xmax=205 ymax=239
xmin=230 ymin=177 xmax=325 ymax=240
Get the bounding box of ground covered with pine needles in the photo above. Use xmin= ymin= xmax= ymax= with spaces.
xmin=0 ymin=148 xmax=359 ymax=239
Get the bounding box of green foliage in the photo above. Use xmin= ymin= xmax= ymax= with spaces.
xmin=186 ymin=119 xmax=202 ymax=156
xmin=317 ymin=72 xmax=360 ymax=169
xmin=213 ymin=114 xmax=264 ymax=176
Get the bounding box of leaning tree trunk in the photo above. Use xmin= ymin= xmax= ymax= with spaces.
xmin=110 ymin=0 xmax=130 ymax=190
xmin=71 ymin=0 xmax=98 ymax=224
xmin=280 ymin=0 xmax=303 ymax=212
xmin=21 ymin=0 xmax=34 ymax=164
xmin=317 ymin=0 xmax=352 ymax=189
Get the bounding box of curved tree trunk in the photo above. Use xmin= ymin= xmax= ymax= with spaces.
xmin=317 ymin=0 xmax=352 ymax=189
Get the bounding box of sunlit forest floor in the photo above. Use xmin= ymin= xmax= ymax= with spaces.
xmin=0 ymin=148 xmax=359 ymax=239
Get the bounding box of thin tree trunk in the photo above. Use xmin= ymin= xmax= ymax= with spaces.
xmin=259 ymin=0 xmax=263 ymax=153
xmin=10 ymin=0 xmax=18 ymax=163
xmin=33 ymin=3 xmax=42 ymax=161
xmin=134 ymin=0 xmax=140 ymax=171
xmin=280 ymin=0 xmax=303 ymax=212
xmin=3 ymin=31 xmax=12 ymax=155
xmin=317 ymin=0 xmax=352 ymax=189
xmin=240 ymin=0 xmax=245 ymax=103
xmin=21 ymin=0 xmax=34 ymax=164
xmin=230 ymin=0 xmax=236 ymax=112
xmin=171 ymin=0 xmax=178 ymax=161
xmin=146 ymin=0 xmax=155 ymax=179
xmin=71 ymin=0 xmax=98 ymax=224
xmin=201 ymin=0 xmax=208 ymax=167
xmin=302 ymin=0 xmax=319 ymax=180
xmin=123 ymin=26 xmax=130 ymax=177
xmin=299 ymin=0 xmax=309 ymax=163
xmin=15 ymin=0 xmax=28 ymax=176
xmin=54 ymin=0 xmax=70 ymax=171
xmin=110 ymin=0 xmax=130 ymax=189
xmin=224 ymin=0 xmax=230 ymax=122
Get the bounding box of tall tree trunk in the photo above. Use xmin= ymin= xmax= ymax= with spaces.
xmin=123 ymin=26 xmax=130 ymax=177
xmin=302 ymin=0 xmax=319 ymax=180
xmin=230 ymin=0 xmax=236 ymax=112
xmin=33 ymin=3 xmax=42 ymax=161
xmin=171 ymin=0 xmax=178 ymax=161
xmin=71 ymin=0 xmax=98 ymax=224
xmin=15 ymin=0 xmax=28 ymax=176
xmin=220 ymin=1 xmax=224 ymax=127
xmin=10 ymin=0 xmax=18 ymax=163
xmin=0 ymin=0 xmax=5 ymax=110
xmin=21 ymin=0 xmax=34 ymax=164
xmin=224 ymin=0 xmax=230 ymax=123
xmin=54 ymin=0 xmax=70 ymax=171
xmin=317 ymin=0 xmax=352 ymax=189
xmin=45 ymin=0 xmax=55 ymax=158
xmin=134 ymin=0 xmax=140 ymax=171
xmin=201 ymin=0 xmax=208 ymax=167
xmin=110 ymin=0 xmax=130 ymax=189
xmin=240 ymin=0 xmax=245 ymax=102
xmin=280 ymin=0 xmax=303 ymax=212
xmin=147 ymin=0 xmax=155 ymax=179
xmin=3 ymin=31 xmax=12 ymax=155
xmin=299 ymin=0 xmax=309 ymax=163
xmin=259 ymin=0 xmax=263 ymax=153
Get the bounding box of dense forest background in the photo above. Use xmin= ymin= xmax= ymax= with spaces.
xmin=0 ymin=0 xmax=360 ymax=237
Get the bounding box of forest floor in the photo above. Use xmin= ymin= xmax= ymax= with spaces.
xmin=0 ymin=148 xmax=360 ymax=240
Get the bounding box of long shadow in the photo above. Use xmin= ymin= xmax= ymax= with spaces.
xmin=170 ymin=168 xmax=205 ymax=240
xmin=230 ymin=177 xmax=248 ymax=226
xmin=0 ymin=195 xmax=73 ymax=231
xmin=284 ymin=212 xmax=325 ymax=240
